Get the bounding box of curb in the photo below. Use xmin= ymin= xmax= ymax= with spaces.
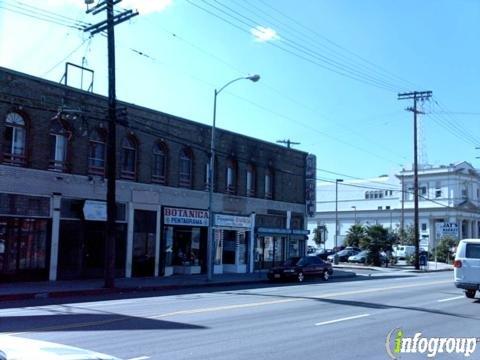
xmin=0 ymin=272 xmax=357 ymax=302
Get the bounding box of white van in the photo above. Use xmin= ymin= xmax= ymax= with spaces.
xmin=454 ymin=239 xmax=480 ymax=299
xmin=393 ymin=245 xmax=416 ymax=260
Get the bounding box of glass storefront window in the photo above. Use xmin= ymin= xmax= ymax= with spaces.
xmin=287 ymin=238 xmax=300 ymax=258
xmin=274 ymin=236 xmax=284 ymax=265
xmin=214 ymin=229 xmax=222 ymax=265
xmin=172 ymin=227 xmax=202 ymax=266
xmin=238 ymin=231 xmax=247 ymax=265
xmin=164 ymin=226 xmax=173 ymax=267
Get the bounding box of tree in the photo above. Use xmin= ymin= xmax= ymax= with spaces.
xmin=345 ymin=224 xmax=366 ymax=248
xmin=397 ymin=225 xmax=416 ymax=246
xmin=435 ymin=236 xmax=459 ymax=263
xmin=361 ymin=224 xmax=393 ymax=266
xmin=312 ymin=225 xmax=327 ymax=248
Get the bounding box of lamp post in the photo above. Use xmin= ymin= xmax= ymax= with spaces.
xmin=207 ymin=74 xmax=260 ymax=281
xmin=334 ymin=179 xmax=343 ymax=264
xmin=351 ymin=206 xmax=357 ymax=224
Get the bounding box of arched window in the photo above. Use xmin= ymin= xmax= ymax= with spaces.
xmin=246 ymin=163 xmax=256 ymax=197
xmin=4 ymin=112 xmax=27 ymax=165
xmin=225 ymin=158 xmax=237 ymax=194
xmin=179 ymin=148 xmax=192 ymax=188
xmin=152 ymin=141 xmax=167 ymax=184
xmin=121 ymin=136 xmax=137 ymax=180
xmin=49 ymin=115 xmax=71 ymax=171
xmin=265 ymin=168 xmax=273 ymax=200
xmin=88 ymin=128 xmax=106 ymax=176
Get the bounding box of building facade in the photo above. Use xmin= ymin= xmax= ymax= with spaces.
xmin=0 ymin=67 xmax=309 ymax=282
xmin=308 ymin=162 xmax=480 ymax=250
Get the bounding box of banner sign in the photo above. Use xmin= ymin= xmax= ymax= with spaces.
xmin=214 ymin=214 xmax=252 ymax=228
xmin=435 ymin=222 xmax=459 ymax=239
xmin=83 ymin=200 xmax=107 ymax=221
xmin=163 ymin=207 xmax=209 ymax=227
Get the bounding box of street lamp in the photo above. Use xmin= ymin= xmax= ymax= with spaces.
xmin=334 ymin=179 xmax=343 ymax=264
xmin=351 ymin=206 xmax=357 ymax=224
xmin=207 ymin=74 xmax=260 ymax=281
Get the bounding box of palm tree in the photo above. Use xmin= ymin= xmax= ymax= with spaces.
xmin=345 ymin=224 xmax=366 ymax=248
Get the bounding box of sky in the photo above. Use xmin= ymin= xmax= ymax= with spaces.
xmin=1 ymin=0 xmax=479 ymax=183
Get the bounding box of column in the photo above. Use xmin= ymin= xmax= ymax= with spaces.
xmin=154 ymin=207 xmax=161 ymax=277
xmin=249 ymin=212 xmax=256 ymax=273
xmin=49 ymin=193 xmax=61 ymax=281
xmin=125 ymin=203 xmax=134 ymax=278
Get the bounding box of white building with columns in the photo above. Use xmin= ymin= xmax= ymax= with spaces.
xmin=308 ymin=162 xmax=480 ymax=250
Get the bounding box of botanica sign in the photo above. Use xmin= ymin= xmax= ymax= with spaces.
xmin=164 ymin=207 xmax=209 ymax=227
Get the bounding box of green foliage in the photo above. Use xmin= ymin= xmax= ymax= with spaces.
xmin=435 ymin=236 xmax=459 ymax=263
xmin=344 ymin=224 xmax=366 ymax=248
xmin=361 ymin=224 xmax=394 ymax=266
xmin=397 ymin=225 xmax=416 ymax=246
xmin=312 ymin=225 xmax=327 ymax=247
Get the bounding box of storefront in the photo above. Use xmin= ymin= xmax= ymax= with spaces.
xmin=213 ymin=213 xmax=252 ymax=274
xmin=0 ymin=193 xmax=51 ymax=282
xmin=162 ymin=206 xmax=208 ymax=275
xmin=255 ymin=228 xmax=308 ymax=270
xmin=57 ymin=198 xmax=127 ymax=280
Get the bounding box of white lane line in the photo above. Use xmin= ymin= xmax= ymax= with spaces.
xmin=315 ymin=313 xmax=370 ymax=326
xmin=127 ymin=356 xmax=150 ymax=360
xmin=437 ymin=295 xmax=465 ymax=303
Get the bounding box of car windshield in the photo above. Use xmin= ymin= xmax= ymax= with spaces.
xmin=283 ymin=257 xmax=301 ymax=267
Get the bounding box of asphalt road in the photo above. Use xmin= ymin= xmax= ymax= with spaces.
xmin=0 ymin=271 xmax=478 ymax=360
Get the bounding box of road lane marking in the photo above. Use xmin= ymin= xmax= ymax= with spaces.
xmin=437 ymin=295 xmax=465 ymax=303
xmin=127 ymin=356 xmax=150 ymax=360
xmin=315 ymin=313 xmax=370 ymax=326
xmin=145 ymin=280 xmax=450 ymax=319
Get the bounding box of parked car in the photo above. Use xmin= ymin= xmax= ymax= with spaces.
xmin=348 ymin=250 xmax=369 ymax=263
xmin=267 ymin=256 xmax=333 ymax=282
xmin=454 ymin=238 xmax=480 ymax=299
xmin=315 ymin=249 xmax=335 ymax=260
xmin=327 ymin=249 xmax=360 ymax=262
xmin=348 ymin=250 xmax=387 ymax=265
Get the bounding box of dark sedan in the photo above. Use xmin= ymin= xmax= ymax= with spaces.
xmin=267 ymin=256 xmax=333 ymax=282
xmin=327 ymin=249 xmax=360 ymax=262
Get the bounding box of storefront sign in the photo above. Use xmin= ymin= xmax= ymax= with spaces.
xmin=83 ymin=200 xmax=106 ymax=221
xmin=305 ymin=154 xmax=316 ymax=217
xmin=164 ymin=207 xmax=209 ymax=227
xmin=435 ymin=222 xmax=459 ymax=239
xmin=214 ymin=214 xmax=252 ymax=229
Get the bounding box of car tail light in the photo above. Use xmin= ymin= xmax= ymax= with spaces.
xmin=453 ymin=260 xmax=462 ymax=268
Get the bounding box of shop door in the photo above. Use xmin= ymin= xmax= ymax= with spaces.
xmin=0 ymin=218 xmax=50 ymax=282
xmin=132 ymin=210 xmax=156 ymax=277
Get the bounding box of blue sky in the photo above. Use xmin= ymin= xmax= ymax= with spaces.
xmin=1 ymin=0 xmax=479 ymax=181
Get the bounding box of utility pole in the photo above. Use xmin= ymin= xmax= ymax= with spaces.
xmin=276 ymin=139 xmax=300 ymax=148
xmin=84 ymin=0 xmax=138 ymax=288
xmin=398 ymin=91 xmax=432 ymax=270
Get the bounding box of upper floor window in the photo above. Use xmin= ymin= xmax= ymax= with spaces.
xmin=179 ymin=148 xmax=193 ymax=188
xmin=121 ymin=136 xmax=137 ymax=180
xmin=246 ymin=164 xmax=255 ymax=197
xmin=88 ymin=128 xmax=106 ymax=176
xmin=226 ymin=158 xmax=236 ymax=194
xmin=4 ymin=112 xmax=27 ymax=166
xmin=265 ymin=168 xmax=273 ymax=199
xmin=49 ymin=116 xmax=71 ymax=172
xmin=152 ymin=141 xmax=167 ymax=184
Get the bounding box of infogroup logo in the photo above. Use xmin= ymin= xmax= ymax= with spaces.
xmin=385 ymin=328 xmax=479 ymax=358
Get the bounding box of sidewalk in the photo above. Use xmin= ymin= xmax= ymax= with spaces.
xmin=333 ymin=261 xmax=453 ymax=273
xmin=0 ymin=269 xmax=356 ymax=302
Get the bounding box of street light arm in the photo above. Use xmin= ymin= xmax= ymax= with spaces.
xmin=216 ymin=74 xmax=260 ymax=95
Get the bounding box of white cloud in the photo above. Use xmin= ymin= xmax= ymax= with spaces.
xmin=250 ymin=26 xmax=279 ymax=42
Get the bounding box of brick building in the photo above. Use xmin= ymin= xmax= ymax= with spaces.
xmin=0 ymin=67 xmax=309 ymax=282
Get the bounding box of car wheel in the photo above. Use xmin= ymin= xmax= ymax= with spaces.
xmin=322 ymin=270 xmax=330 ymax=281
xmin=465 ymin=290 xmax=476 ymax=299
xmin=297 ymin=272 xmax=304 ymax=282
